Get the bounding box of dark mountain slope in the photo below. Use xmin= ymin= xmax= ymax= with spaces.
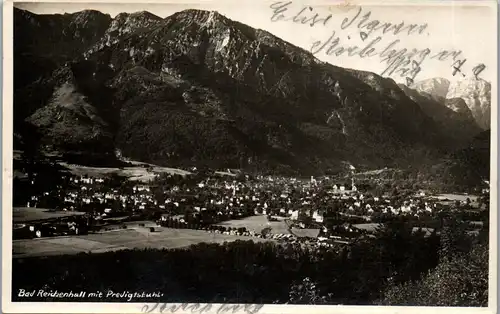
xmin=14 ymin=8 xmax=112 ymax=88
xmin=398 ymin=84 xmax=482 ymax=143
xmin=86 ymin=10 xmax=445 ymax=165
xmin=25 ymin=60 xmax=116 ymax=153
xmin=428 ymin=130 xmax=490 ymax=191
xmin=14 ymin=7 xmax=113 ymax=144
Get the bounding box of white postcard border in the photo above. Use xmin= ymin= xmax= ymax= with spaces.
xmin=2 ymin=0 xmax=498 ymax=313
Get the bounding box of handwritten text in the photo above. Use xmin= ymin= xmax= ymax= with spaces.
xmin=268 ymin=1 xmax=486 ymax=84
xmin=142 ymin=303 xmax=264 ymax=314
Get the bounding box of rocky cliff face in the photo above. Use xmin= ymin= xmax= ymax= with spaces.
xmin=412 ymin=77 xmax=491 ymax=130
xmin=13 ymin=8 xmax=487 ymax=175
xmin=413 ymin=77 xmax=451 ymax=100
xmin=446 ymin=78 xmax=491 ymax=130
xmin=84 ymin=11 xmax=164 ymax=58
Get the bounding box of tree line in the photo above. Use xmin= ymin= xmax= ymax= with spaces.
xmin=12 ymin=215 xmax=488 ymax=306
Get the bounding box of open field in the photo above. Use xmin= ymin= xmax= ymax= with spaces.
xmin=354 ymin=168 xmax=401 ymax=177
xmin=353 ymin=223 xmax=380 ymax=232
xmin=13 ymin=226 xmax=269 ymax=258
xmin=289 ymin=227 xmax=320 ymax=238
xmin=59 ymin=162 xmax=191 ymax=182
xmin=14 ymin=150 xmax=192 ymax=182
xmin=215 ymin=215 xmax=290 ymax=233
xmin=13 ymin=207 xmax=86 ymax=223
xmin=432 ymin=193 xmax=479 ymax=205
xmin=215 ymin=215 xmax=320 ymax=238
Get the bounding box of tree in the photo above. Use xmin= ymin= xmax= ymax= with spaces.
xmin=298 ymin=211 xmax=313 ymax=227
xmin=20 ymin=121 xmax=43 ymax=183
xmin=373 ymin=219 xmax=439 ymax=286
xmin=381 ymin=243 xmax=488 ymax=306
xmin=261 ymin=227 xmax=272 ymax=237
xmin=439 ymin=215 xmax=472 ymax=260
xmin=288 ymin=277 xmax=333 ymax=304
xmin=108 ymin=173 xmax=126 ymax=188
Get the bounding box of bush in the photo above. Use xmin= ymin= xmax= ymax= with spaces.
xmin=288 ymin=277 xmax=333 ymax=304
xmin=381 ymin=243 xmax=488 ymax=306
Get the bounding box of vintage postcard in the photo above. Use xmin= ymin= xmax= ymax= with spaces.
xmin=2 ymin=0 xmax=498 ymax=313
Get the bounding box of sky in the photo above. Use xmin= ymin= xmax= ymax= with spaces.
xmin=14 ymin=1 xmax=497 ymax=84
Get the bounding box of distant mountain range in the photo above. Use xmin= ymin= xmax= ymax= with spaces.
xmin=13 ymin=8 xmax=490 ymax=182
xmin=412 ymin=77 xmax=491 ymax=130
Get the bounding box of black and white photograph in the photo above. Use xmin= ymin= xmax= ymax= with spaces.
xmin=2 ymin=0 xmax=498 ymax=312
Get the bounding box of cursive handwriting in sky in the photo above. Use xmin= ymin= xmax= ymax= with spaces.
xmin=267 ymin=1 xmax=492 ymax=85
xmin=141 ymin=302 xmax=264 ymax=314
xmin=16 ymin=1 xmax=496 ymax=84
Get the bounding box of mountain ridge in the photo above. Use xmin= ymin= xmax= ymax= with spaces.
xmin=13 ymin=7 xmax=489 ymax=181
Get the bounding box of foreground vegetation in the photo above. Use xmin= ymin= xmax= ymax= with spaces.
xmin=12 ymin=215 xmax=488 ymax=306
